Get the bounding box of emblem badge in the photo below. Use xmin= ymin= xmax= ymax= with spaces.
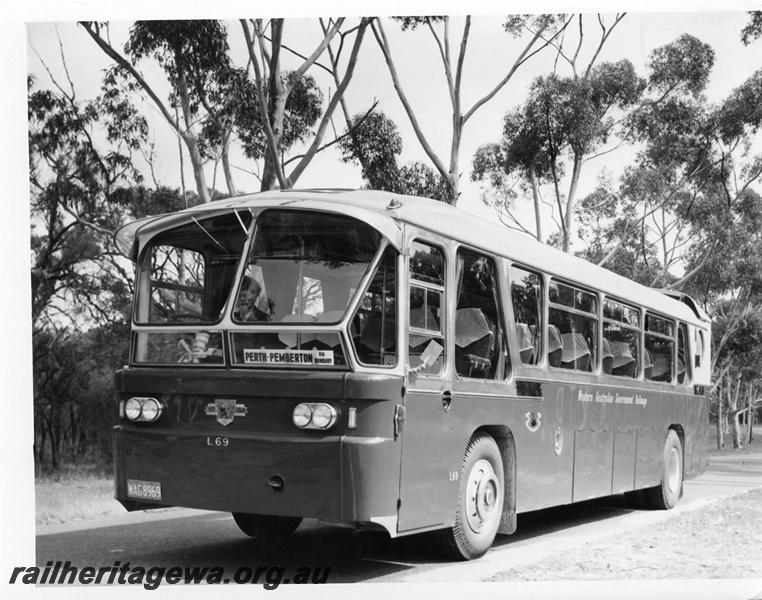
xmin=554 ymin=426 xmax=564 ymax=455
xmin=524 ymin=411 xmax=542 ymax=432
xmin=205 ymin=399 xmax=247 ymax=426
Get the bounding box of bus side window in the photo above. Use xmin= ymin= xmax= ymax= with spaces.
xmin=351 ymin=246 xmax=398 ymax=366
xmin=455 ymin=248 xmax=509 ymax=379
xmin=548 ymin=280 xmax=598 ymax=372
xmin=509 ymin=265 xmax=543 ymax=365
xmin=602 ymin=299 xmax=640 ymax=378
xmin=408 ymin=241 xmax=446 ymax=374
xmin=677 ymin=322 xmax=690 ymax=384
xmin=644 ymin=313 xmax=675 ymax=383
xmin=695 ymin=329 xmax=704 ymax=368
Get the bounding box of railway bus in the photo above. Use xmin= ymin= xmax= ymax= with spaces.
xmin=113 ymin=189 xmax=711 ymax=560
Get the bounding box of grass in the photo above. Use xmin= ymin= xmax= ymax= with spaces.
xmin=707 ymin=425 xmax=762 ymax=457
xmin=35 ymin=473 xmax=124 ymax=526
xmin=489 ymin=487 xmax=762 ymax=581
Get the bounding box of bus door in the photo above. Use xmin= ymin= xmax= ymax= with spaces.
xmin=397 ymin=236 xmax=457 ymax=532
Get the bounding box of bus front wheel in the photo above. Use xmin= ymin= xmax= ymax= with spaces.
xmin=232 ymin=513 xmax=302 ymax=545
xmin=440 ymin=433 xmax=504 ymax=560
xmin=644 ymin=430 xmax=683 ymax=510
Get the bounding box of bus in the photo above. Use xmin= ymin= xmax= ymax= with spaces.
xmin=113 ymin=189 xmax=711 ymax=560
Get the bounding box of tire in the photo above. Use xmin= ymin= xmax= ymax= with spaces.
xmin=439 ymin=433 xmax=504 ymax=560
xmin=643 ymin=430 xmax=683 ymax=510
xmin=231 ymin=513 xmax=302 ymax=546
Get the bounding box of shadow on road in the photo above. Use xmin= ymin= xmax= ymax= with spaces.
xmin=37 ymin=495 xmax=642 ymax=583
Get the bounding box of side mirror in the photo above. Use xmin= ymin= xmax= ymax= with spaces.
xmin=407 ymin=339 xmax=444 ymax=375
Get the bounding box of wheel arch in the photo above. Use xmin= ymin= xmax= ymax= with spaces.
xmin=473 ymin=425 xmax=517 ymax=535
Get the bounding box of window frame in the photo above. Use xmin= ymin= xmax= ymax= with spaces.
xmin=643 ymin=311 xmax=677 ymax=384
xmin=508 ymin=263 xmax=545 ymax=367
xmin=407 ymin=239 xmax=448 ymax=376
xmin=601 ymin=297 xmax=642 ymax=380
xmin=677 ymin=321 xmax=692 ymax=385
xmin=349 ymin=244 xmax=400 ymax=369
xmin=229 ymin=208 xmax=383 ymax=327
xmin=547 ymin=277 xmax=600 ymax=374
xmin=453 ymin=245 xmax=510 ymax=381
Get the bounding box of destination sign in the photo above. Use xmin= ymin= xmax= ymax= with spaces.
xmin=243 ymin=348 xmax=335 ymax=366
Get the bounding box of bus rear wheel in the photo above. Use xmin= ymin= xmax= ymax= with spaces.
xmin=232 ymin=513 xmax=302 ymax=545
xmin=643 ymin=430 xmax=683 ymax=510
xmin=440 ymin=433 xmax=504 ymax=560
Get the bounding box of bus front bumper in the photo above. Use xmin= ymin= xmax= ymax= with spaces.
xmin=113 ymin=426 xmax=399 ymax=529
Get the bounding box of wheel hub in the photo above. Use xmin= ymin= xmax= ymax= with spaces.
xmin=465 ymin=459 xmax=500 ymax=533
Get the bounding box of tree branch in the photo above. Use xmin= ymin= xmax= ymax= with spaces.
xmin=287 ymin=18 xmax=370 ymax=185
xmin=371 ymin=19 xmax=450 ymax=180
xmin=282 ymin=99 xmax=379 ymax=167
xmin=463 ymin=15 xmax=560 ymax=124
xmin=78 ymin=22 xmax=179 ymax=133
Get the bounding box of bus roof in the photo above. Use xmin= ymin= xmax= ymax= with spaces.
xmin=118 ymin=188 xmax=708 ymax=327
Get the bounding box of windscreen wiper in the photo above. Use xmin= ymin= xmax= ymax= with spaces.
xmin=191 ymin=216 xmax=231 ymax=255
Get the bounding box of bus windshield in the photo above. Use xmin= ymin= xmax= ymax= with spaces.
xmin=232 ymin=210 xmax=382 ymax=325
xmin=135 ymin=211 xmax=253 ymax=325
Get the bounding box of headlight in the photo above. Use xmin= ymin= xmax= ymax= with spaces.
xmin=124 ymin=398 xmax=143 ymax=421
xmin=292 ymin=403 xmax=313 ymax=428
xmin=311 ymin=404 xmax=337 ymax=429
xmin=124 ymin=397 xmax=163 ymax=423
xmin=140 ymin=398 xmax=162 ymax=422
xmin=292 ymin=403 xmax=337 ymax=430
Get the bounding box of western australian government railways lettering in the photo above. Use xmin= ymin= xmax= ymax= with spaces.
xmin=577 ymin=390 xmax=648 ymax=407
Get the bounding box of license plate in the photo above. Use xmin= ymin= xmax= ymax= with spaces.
xmin=126 ymin=479 xmax=162 ymax=501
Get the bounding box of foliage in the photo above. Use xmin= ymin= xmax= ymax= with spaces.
xmin=227 ymin=72 xmax=323 ymax=161
xmin=240 ymin=17 xmax=372 ymax=190
xmin=392 ymin=16 xmax=445 ymax=30
xmin=29 ymin=73 xmax=192 ymax=471
xmin=125 ymin=20 xmax=231 ymax=112
xmin=473 ymin=34 xmax=716 ymax=251
xmin=338 ymin=110 xmax=451 ymax=201
xmin=741 ymin=11 xmax=762 ymax=45
xmin=472 ymin=56 xmax=645 ymax=247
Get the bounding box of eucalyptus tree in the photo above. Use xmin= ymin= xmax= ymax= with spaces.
xmin=28 ymin=67 xmax=183 ymax=469
xmin=80 ymin=20 xmax=233 ymax=203
xmin=473 ymin=34 xmax=714 ymax=251
xmin=373 ymin=14 xmax=581 ymax=204
xmin=337 ymin=110 xmax=451 ymax=201
xmin=239 ymin=17 xmax=372 ymax=190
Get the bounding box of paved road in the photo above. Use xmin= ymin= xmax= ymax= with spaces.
xmin=35 ymin=453 xmax=762 ymax=589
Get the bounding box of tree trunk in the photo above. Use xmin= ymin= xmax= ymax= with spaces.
xmin=731 ymin=379 xmax=742 ymax=449
xmin=260 ymin=96 xmax=287 ymax=191
xmin=530 ymin=172 xmax=543 ymax=242
xmin=750 ymin=403 xmax=755 ymax=443
xmin=184 ymin=136 xmax=211 ymax=203
xmin=175 ymin=52 xmax=211 ymax=203
xmin=733 ymin=412 xmax=743 ymax=449
xmin=37 ymin=411 xmax=46 ymax=471
xmin=562 ymin=154 xmax=583 ymax=253
xmin=447 ymin=107 xmax=462 ymax=204
xmin=716 ymin=391 xmax=724 ymax=450
xmin=221 ymin=138 xmax=237 ymax=197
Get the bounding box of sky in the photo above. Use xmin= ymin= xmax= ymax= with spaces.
xmin=24 ymin=9 xmax=762 ymax=233
xmin=4 ymin=0 xmax=762 ymax=592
